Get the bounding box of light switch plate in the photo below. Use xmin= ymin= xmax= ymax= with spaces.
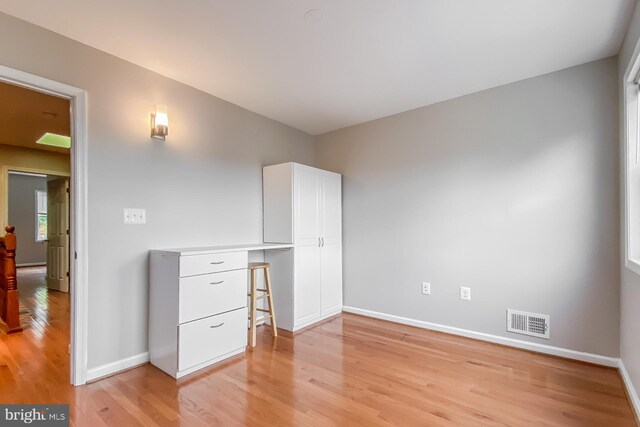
xmin=460 ymin=286 xmax=471 ymax=301
xmin=124 ymin=208 xmax=146 ymax=224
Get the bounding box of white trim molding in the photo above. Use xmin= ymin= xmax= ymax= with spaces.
xmin=86 ymin=352 xmax=150 ymax=383
xmin=343 ymin=306 xmax=620 ymax=367
xmin=619 ymin=361 xmax=640 ymax=422
xmin=0 ymin=65 xmax=89 ymax=386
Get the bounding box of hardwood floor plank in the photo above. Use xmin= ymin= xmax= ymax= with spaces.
xmin=0 ymin=267 xmax=637 ymax=425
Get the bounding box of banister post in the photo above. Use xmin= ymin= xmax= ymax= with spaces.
xmin=3 ymin=226 xmax=22 ymax=333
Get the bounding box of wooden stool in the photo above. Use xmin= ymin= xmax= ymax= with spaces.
xmin=248 ymin=262 xmax=277 ymax=347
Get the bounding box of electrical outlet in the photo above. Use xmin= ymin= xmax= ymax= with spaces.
xmin=460 ymin=286 xmax=471 ymax=301
xmin=124 ymin=208 xmax=146 ymax=224
xmin=421 ymin=282 xmax=431 ymax=295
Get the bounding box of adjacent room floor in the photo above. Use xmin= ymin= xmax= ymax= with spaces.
xmin=14 ymin=266 xmax=69 ymax=333
xmin=0 ymin=277 xmax=636 ymax=426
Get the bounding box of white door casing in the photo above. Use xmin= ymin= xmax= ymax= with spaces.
xmin=0 ymin=65 xmax=89 ymax=386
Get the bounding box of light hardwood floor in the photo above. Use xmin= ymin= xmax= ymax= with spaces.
xmin=0 ymin=268 xmax=637 ymax=426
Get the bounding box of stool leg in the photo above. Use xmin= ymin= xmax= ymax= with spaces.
xmin=264 ymin=266 xmax=277 ymax=337
xmin=249 ymin=268 xmax=257 ymax=348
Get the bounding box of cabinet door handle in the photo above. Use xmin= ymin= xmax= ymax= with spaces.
xmin=210 ymin=261 xmax=225 ymax=265
xmin=210 ymin=280 xmax=224 ymax=285
xmin=318 ymin=237 xmax=321 ymax=247
xmin=209 ymin=322 xmax=225 ymax=328
xmin=321 ymin=237 xmax=325 ymax=247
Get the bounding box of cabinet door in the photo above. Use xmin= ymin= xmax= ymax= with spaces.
xmin=294 ymin=164 xmax=320 ymax=246
xmin=320 ymin=242 xmax=342 ymax=315
xmin=320 ymin=171 xmax=343 ymax=315
xmin=294 ymin=245 xmax=321 ymax=327
xmin=320 ymin=171 xmax=342 ymax=246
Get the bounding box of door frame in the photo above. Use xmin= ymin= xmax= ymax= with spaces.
xmin=0 ymin=65 xmax=89 ymax=386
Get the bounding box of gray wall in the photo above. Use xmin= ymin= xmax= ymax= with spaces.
xmin=0 ymin=13 xmax=315 ymax=370
xmin=316 ymin=57 xmax=620 ymax=356
xmin=618 ymin=0 xmax=640 ymax=402
xmin=8 ymin=174 xmax=47 ymax=265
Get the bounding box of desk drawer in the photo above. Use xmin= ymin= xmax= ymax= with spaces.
xmin=178 ymin=308 xmax=247 ymax=371
xmin=179 ymin=251 xmax=248 ymax=277
xmin=179 ymin=270 xmax=246 ymax=323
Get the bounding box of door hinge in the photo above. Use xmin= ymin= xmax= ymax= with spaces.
xmin=66 ymin=271 xmax=70 ymax=278
xmin=66 ymin=229 xmax=70 ymax=235
xmin=74 ymin=251 xmax=78 ymax=260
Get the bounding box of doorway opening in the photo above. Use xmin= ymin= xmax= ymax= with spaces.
xmin=7 ymin=171 xmax=70 ymax=333
xmin=0 ymin=66 xmax=88 ymax=386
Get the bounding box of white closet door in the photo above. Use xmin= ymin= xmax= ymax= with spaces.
xmin=294 ymin=245 xmax=321 ymax=326
xmin=320 ymin=171 xmax=343 ymax=315
xmin=294 ymin=164 xmax=320 ymax=246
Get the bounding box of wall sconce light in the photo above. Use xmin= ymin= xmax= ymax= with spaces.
xmin=151 ymin=104 xmax=169 ymax=140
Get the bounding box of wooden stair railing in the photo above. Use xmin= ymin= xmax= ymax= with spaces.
xmin=0 ymin=226 xmax=22 ymax=333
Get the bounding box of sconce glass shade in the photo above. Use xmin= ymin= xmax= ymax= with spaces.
xmin=151 ymin=104 xmax=169 ymax=140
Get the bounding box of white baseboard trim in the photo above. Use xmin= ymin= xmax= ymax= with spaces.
xmin=619 ymin=360 xmax=640 ymax=421
xmin=343 ymin=306 xmax=620 ymax=367
xmin=86 ymin=352 xmax=149 ymax=382
xmin=16 ymin=262 xmax=46 ymax=267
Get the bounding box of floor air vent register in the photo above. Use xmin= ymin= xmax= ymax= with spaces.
xmin=507 ymin=309 xmax=550 ymax=339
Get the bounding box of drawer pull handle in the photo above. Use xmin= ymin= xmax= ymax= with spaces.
xmin=210 ymin=280 xmax=224 ymax=285
xmin=210 ymin=261 xmax=225 ymax=265
xmin=209 ymin=323 xmax=225 ymax=328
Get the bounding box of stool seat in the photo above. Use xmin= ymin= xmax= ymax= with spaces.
xmin=248 ymin=262 xmax=270 ymax=270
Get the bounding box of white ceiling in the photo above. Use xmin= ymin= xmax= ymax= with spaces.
xmin=0 ymin=0 xmax=634 ymax=135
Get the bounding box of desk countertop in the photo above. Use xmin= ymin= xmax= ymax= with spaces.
xmin=151 ymin=243 xmax=294 ymax=256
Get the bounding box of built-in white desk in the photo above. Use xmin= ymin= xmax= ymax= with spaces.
xmin=156 ymin=243 xmax=294 ymax=256
xmin=148 ymin=242 xmax=293 ymax=379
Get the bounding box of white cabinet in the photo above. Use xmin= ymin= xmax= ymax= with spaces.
xmin=263 ymin=162 xmax=342 ymax=331
xmin=149 ymin=249 xmax=249 ymax=379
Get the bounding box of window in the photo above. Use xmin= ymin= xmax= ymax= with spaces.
xmin=36 ymin=190 xmax=47 ymax=242
xmin=623 ymin=49 xmax=640 ymax=276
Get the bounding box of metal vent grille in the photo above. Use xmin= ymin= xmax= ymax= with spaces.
xmin=507 ymin=309 xmax=550 ymax=339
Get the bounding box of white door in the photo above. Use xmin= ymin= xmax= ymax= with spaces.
xmin=294 ymin=245 xmax=321 ymax=326
xmin=46 ymin=178 xmax=69 ymax=292
xmin=320 ymin=171 xmax=343 ymax=315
